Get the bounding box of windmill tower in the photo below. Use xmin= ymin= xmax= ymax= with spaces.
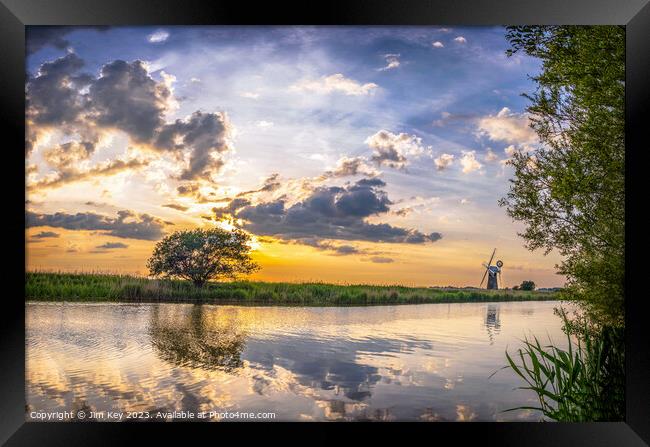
xmin=480 ymin=248 xmax=504 ymax=290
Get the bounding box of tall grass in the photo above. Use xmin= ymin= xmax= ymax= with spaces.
xmin=25 ymin=271 xmax=558 ymax=305
xmin=498 ymin=309 xmax=624 ymax=421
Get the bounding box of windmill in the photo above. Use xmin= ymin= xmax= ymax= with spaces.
xmin=480 ymin=248 xmax=504 ymax=290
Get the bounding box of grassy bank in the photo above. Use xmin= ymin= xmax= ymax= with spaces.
xmin=26 ymin=272 xmax=559 ymax=305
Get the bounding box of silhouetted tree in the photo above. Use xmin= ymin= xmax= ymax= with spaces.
xmin=147 ymin=227 xmax=259 ymax=287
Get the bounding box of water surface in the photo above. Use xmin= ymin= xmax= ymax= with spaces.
xmin=26 ymin=301 xmax=570 ymax=421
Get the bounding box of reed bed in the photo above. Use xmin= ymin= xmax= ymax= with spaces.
xmin=26 ymin=271 xmax=558 ymax=305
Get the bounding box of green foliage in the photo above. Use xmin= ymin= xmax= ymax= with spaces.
xmin=500 ymin=26 xmax=625 ymax=329
xmin=520 ymin=280 xmax=536 ymax=291
xmin=498 ymin=309 xmax=624 ymax=421
xmin=147 ymin=227 xmax=259 ymax=287
xmin=25 ymin=271 xmax=559 ymax=305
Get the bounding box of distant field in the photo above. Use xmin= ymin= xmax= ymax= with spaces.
xmin=25 ymin=272 xmax=560 ymax=305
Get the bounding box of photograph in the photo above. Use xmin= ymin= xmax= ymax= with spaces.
xmin=24 ymin=24 xmax=625 ymax=423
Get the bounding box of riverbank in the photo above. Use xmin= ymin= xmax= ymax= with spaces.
xmin=26 ymin=272 xmax=560 ymax=305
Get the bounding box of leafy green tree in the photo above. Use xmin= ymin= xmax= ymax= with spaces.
xmin=519 ymin=280 xmax=536 ymax=291
xmin=500 ymin=26 xmax=625 ymax=329
xmin=147 ymin=227 xmax=259 ymax=287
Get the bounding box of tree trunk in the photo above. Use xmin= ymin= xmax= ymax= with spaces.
xmin=193 ymin=279 xmax=205 ymax=288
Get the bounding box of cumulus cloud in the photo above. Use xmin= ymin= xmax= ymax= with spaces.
xmin=26 ymin=209 xmax=167 ymax=240
xmin=365 ymin=130 xmax=430 ymax=169
xmin=321 ymin=156 xmax=378 ymax=179
xmin=367 ymin=256 xmax=394 ymax=263
xmin=459 ymin=151 xmax=483 ymax=174
xmin=379 ymin=54 xmax=400 ymax=71
xmin=26 ymin=53 xmax=235 ymax=187
xmin=91 ymin=59 xmax=171 ymax=142
xmin=26 ymin=53 xmax=92 ymax=128
xmin=432 ymin=41 xmax=444 ymax=48
xmin=290 ymin=74 xmax=378 ymax=96
xmin=147 ymin=29 xmax=169 ymax=43
xmin=223 ymin=178 xmax=442 ymax=245
xmin=434 ymin=153 xmax=454 ymax=171
xmin=454 ymin=36 xmax=467 ymax=44
xmin=155 ymin=111 xmax=232 ymax=180
xmin=476 ymin=107 xmax=537 ymax=144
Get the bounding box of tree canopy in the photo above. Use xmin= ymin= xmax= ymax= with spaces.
xmin=500 ymin=26 xmax=625 ymax=329
xmin=147 ymin=227 xmax=259 ymax=287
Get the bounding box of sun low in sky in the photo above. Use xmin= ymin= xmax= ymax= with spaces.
xmin=25 ymin=26 xmax=565 ymax=288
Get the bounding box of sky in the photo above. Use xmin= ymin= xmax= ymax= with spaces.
xmin=25 ymin=26 xmax=565 ymax=288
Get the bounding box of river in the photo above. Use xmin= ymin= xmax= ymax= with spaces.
xmin=26 ymin=300 xmax=571 ymax=422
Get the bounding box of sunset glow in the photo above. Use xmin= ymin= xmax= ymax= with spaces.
xmin=26 ymin=26 xmax=565 ymax=287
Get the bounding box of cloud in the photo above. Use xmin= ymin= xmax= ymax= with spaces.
xmin=365 ymin=130 xmax=430 ymax=169
xmin=434 ymin=153 xmax=454 ymax=171
xmin=459 ymin=151 xmax=483 ymax=174
xmin=432 ymin=41 xmax=444 ymax=48
xmin=26 ymin=26 xmax=108 ymax=54
xmin=379 ymin=54 xmax=400 ymax=71
xmin=29 ymin=157 xmax=148 ymax=191
xmin=290 ymin=74 xmax=378 ymax=96
xmin=393 ymin=207 xmax=412 ymax=217
xmin=31 ymin=231 xmax=60 ymax=239
xmin=26 ymin=209 xmax=167 ymax=240
xmin=26 ymin=53 xmax=91 ymax=128
xmin=95 ymin=242 xmax=129 ymax=249
xmin=226 ymin=178 xmax=442 ymax=245
xmin=42 ymin=141 xmax=95 ymax=169
xmin=321 ymin=156 xmax=378 ymax=179
xmin=504 ymin=144 xmax=519 ymax=157
xmin=27 ymin=54 xmax=235 ymax=186
xmin=367 ymin=256 xmax=394 ymax=264
xmin=213 ymin=198 xmax=252 ymax=220
xmin=454 ymin=36 xmax=467 ymax=44
xmin=162 ymin=203 xmax=189 ymax=211
xmin=476 ymin=107 xmax=537 ymax=144
xmin=84 ymin=201 xmax=109 ymax=207
xmin=256 ymin=120 xmax=274 ymax=128
xmin=236 ymin=173 xmax=282 ymax=197
xmin=300 ymin=238 xmax=362 ymax=256
xmin=484 ymin=148 xmax=498 ymax=162
xmin=147 ymin=29 xmax=170 ymax=43
xmin=91 ymin=59 xmax=170 ymax=142
xmin=28 ymin=231 xmax=60 ymax=242
xmin=241 ymin=92 xmax=260 ymax=99
xmin=155 ymin=111 xmax=232 ymax=180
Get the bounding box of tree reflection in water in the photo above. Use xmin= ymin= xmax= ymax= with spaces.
xmin=148 ymin=305 xmax=247 ymax=372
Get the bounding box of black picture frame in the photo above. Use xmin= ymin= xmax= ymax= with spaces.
xmin=3 ymin=0 xmax=648 ymax=444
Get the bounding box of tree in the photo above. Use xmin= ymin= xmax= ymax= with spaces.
xmin=520 ymin=280 xmax=536 ymax=291
xmin=500 ymin=26 xmax=624 ymax=329
xmin=147 ymin=227 xmax=259 ymax=287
